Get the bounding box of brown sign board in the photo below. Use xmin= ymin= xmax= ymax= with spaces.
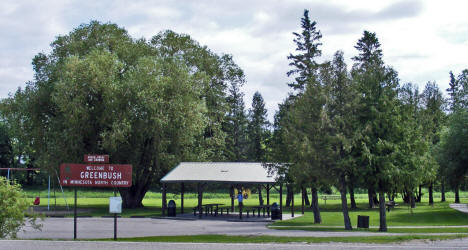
xmin=60 ymin=164 xmax=132 ymax=187
xmin=84 ymin=154 xmax=109 ymax=163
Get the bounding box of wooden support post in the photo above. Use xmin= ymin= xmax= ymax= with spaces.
xmin=291 ymin=185 xmax=294 ymax=217
xmin=301 ymin=186 xmax=305 ymax=215
xmin=162 ymin=183 xmax=167 ymax=217
xmin=279 ymin=183 xmax=283 ymax=220
xmin=266 ymin=184 xmax=270 ymax=206
xmin=181 ymin=183 xmax=185 ymax=214
xmin=231 ymin=185 xmax=235 ymax=212
xmin=198 ymin=183 xmax=202 ymax=219
xmin=239 ymin=188 xmax=243 ymax=220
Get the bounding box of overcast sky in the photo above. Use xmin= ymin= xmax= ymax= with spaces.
xmin=1 ymin=0 xmax=467 ymax=120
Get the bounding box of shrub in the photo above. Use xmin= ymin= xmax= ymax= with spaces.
xmin=0 ymin=176 xmax=41 ymax=238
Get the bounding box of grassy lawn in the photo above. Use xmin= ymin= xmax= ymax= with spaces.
xmin=24 ymin=188 xmax=468 ymax=231
xmin=94 ymin=234 xmax=468 ymax=244
xmin=273 ymin=199 xmax=468 ymax=227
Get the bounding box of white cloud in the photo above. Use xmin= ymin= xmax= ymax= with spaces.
xmin=1 ymin=0 xmax=467 ymax=121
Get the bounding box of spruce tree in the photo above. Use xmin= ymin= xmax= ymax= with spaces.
xmin=247 ymin=91 xmax=270 ymax=162
xmin=287 ymin=9 xmax=322 ymax=93
xmin=282 ymin=9 xmax=325 ymax=224
xmin=224 ymin=79 xmax=248 ymax=162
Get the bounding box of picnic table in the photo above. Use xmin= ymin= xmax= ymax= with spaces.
xmin=203 ymin=203 xmax=224 ymax=216
xmin=385 ymin=201 xmax=398 ymax=212
xmin=251 ymin=205 xmax=271 ymax=217
xmin=193 ymin=203 xmax=225 ymax=216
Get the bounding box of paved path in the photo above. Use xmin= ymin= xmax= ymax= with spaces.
xmin=2 ymin=239 xmax=468 ymax=250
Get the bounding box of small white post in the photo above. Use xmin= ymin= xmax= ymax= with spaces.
xmin=7 ymin=168 xmax=10 ymax=181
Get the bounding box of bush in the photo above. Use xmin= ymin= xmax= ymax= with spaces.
xmin=0 ymin=176 xmax=41 ymax=238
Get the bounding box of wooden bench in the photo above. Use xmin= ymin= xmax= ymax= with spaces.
xmin=219 ymin=207 xmax=230 ymax=215
xmin=246 ymin=208 xmax=254 ymax=218
xmin=321 ymin=195 xmax=340 ymax=205
xmin=193 ymin=206 xmax=200 ymax=216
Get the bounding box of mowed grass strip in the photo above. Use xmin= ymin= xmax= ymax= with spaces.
xmin=269 ymin=226 xmax=468 ymax=234
xmin=94 ymin=234 xmax=468 ymax=244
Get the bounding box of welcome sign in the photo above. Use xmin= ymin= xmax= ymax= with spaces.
xmin=60 ymin=163 xmax=132 ymax=187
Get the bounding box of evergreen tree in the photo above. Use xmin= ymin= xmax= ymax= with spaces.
xmin=224 ymin=79 xmax=248 ymax=162
xmin=420 ymin=82 xmax=446 ymax=205
xmin=0 ymin=123 xmax=13 ymax=168
xmin=352 ymin=31 xmax=401 ymax=232
xmin=321 ymin=50 xmax=359 ymax=230
xmin=437 ymin=69 xmax=468 ymax=203
xmin=280 ymin=10 xmax=326 ymax=224
xmin=287 ymin=9 xmax=322 ymax=93
xmin=247 ymin=91 xmax=270 ymax=162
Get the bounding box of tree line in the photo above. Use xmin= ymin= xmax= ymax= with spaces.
xmin=0 ymin=12 xmax=467 ymax=232
xmin=267 ymin=10 xmax=468 ymax=231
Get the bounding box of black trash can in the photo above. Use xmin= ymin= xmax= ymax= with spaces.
xmin=271 ymin=202 xmax=282 ymax=220
xmin=357 ymin=215 xmax=369 ymax=229
xmin=168 ymin=200 xmax=176 ymax=217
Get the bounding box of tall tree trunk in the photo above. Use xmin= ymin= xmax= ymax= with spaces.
xmin=368 ymin=188 xmax=378 ymax=208
xmin=410 ymin=191 xmax=416 ymax=208
xmin=303 ymin=187 xmax=310 ymax=206
xmin=258 ymin=185 xmax=263 ymax=205
xmin=417 ymin=184 xmax=422 ymax=202
xmin=428 ymin=182 xmax=433 ymax=205
xmin=311 ymin=187 xmax=321 ymax=224
xmin=349 ymin=183 xmax=357 ymax=209
xmin=403 ymin=190 xmax=410 ymax=204
xmin=286 ymin=185 xmax=293 ymax=207
xmin=455 ymin=185 xmax=460 ymax=203
xmin=340 ymin=174 xmax=352 ymax=230
xmin=120 ymin=183 xmax=148 ymax=208
xmin=378 ymin=191 xmax=387 ymax=232
xmin=368 ymin=188 xmax=374 ymax=208
xmin=441 ymin=182 xmax=446 ymax=202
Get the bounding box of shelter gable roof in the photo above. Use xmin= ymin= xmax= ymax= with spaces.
xmin=160 ymin=162 xmax=277 ymax=184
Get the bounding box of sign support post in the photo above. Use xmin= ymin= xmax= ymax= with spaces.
xmin=60 ymin=155 xmax=131 ymax=240
xmin=74 ymin=187 xmax=77 ymax=240
xmin=114 ymin=189 xmax=117 ymax=241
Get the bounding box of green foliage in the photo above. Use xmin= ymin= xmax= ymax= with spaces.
xmin=275 ymin=9 xmax=326 ymax=187
xmin=151 ymin=31 xmax=246 ymax=161
xmin=437 ymin=110 xmax=468 ymax=188
xmin=446 ymin=70 xmax=468 ymax=111
xmin=224 ymin=76 xmax=248 ymax=161
xmin=0 ymin=177 xmax=41 ymax=238
xmin=247 ymin=92 xmax=270 ymax=162
xmin=0 ymin=21 xmax=248 ymax=207
xmin=0 ymin=123 xmax=13 ymax=168
xmin=352 ymin=31 xmax=401 ymax=192
xmin=437 ymin=69 xmax=468 ymax=194
xmin=396 ymin=83 xmax=435 ymax=195
xmin=287 ymin=9 xmax=322 ymax=93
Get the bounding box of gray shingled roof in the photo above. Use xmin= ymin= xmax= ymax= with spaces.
xmin=160 ymin=162 xmax=277 ymax=184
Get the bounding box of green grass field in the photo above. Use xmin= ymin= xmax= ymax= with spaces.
xmin=24 ymin=188 xmax=468 ymax=229
xmin=21 ymin=188 xmax=468 ymax=242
